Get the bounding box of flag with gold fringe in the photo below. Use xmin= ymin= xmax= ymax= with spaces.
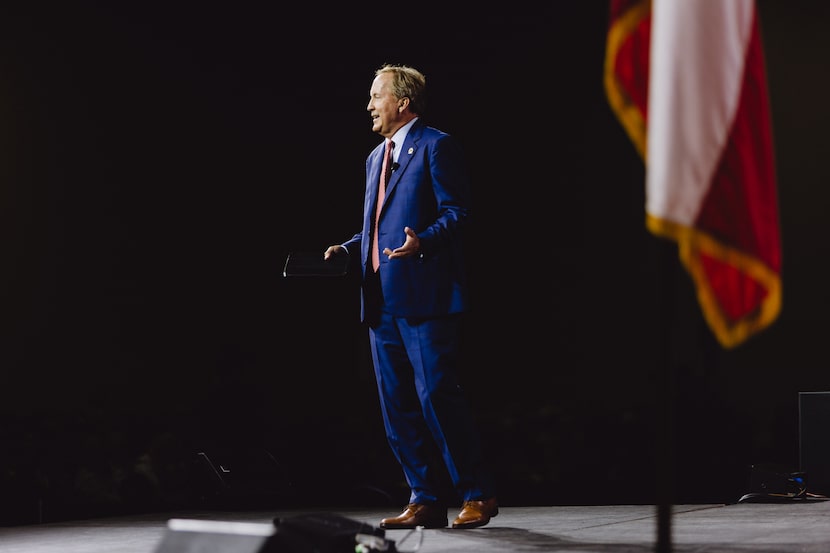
xmin=604 ymin=0 xmax=782 ymax=349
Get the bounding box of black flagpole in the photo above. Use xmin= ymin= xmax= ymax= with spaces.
xmin=655 ymin=236 xmax=677 ymax=553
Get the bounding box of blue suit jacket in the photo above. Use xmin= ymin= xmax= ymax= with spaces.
xmin=343 ymin=120 xmax=471 ymax=320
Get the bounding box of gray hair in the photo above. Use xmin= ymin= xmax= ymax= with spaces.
xmin=376 ymin=64 xmax=427 ymax=116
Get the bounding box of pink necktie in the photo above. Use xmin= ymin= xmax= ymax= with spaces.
xmin=372 ymin=139 xmax=394 ymax=272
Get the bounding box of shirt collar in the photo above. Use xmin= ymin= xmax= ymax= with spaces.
xmin=389 ymin=117 xmax=418 ymax=162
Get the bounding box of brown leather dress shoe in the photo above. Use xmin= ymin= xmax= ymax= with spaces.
xmin=380 ymin=503 xmax=448 ymax=529
xmin=452 ymin=498 xmax=499 ymax=529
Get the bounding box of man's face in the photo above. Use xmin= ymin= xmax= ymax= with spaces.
xmin=367 ymin=73 xmax=403 ymax=139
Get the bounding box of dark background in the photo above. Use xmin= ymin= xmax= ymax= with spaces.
xmin=1 ymin=1 xmax=829 ymax=525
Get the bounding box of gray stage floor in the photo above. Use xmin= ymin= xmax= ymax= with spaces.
xmin=1 ymin=502 xmax=829 ymax=552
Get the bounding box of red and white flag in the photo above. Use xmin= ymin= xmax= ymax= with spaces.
xmin=605 ymin=0 xmax=782 ymax=349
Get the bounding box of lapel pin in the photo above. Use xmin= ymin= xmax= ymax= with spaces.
xmin=408 ymin=147 xmax=414 ymax=155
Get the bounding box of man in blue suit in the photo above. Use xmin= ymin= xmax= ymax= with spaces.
xmin=324 ymin=64 xmax=497 ymax=529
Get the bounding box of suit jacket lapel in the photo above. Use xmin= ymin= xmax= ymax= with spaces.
xmin=367 ymin=142 xmax=386 ymax=222
xmin=384 ymin=122 xmax=421 ymax=199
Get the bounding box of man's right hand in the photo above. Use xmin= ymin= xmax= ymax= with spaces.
xmin=324 ymin=245 xmax=346 ymax=260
